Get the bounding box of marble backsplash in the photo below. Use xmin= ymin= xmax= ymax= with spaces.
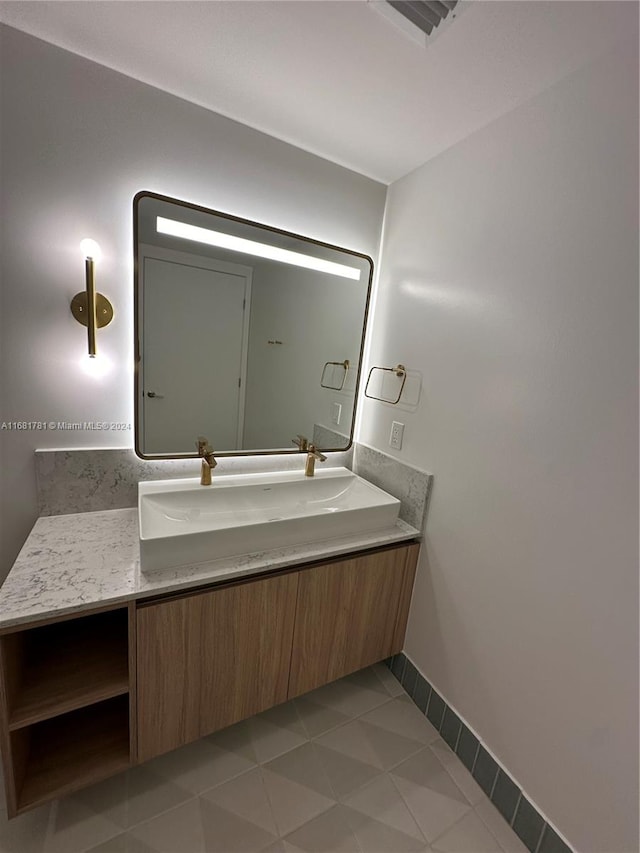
xmin=352 ymin=443 xmax=433 ymax=531
xmin=312 ymin=423 xmax=350 ymax=449
xmin=35 ymin=447 xmax=352 ymax=516
xmin=35 ymin=443 xmax=432 ymax=531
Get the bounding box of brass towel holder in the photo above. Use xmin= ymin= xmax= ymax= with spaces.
xmin=364 ymin=363 xmax=407 ymax=404
xmin=320 ymin=359 xmax=350 ymax=391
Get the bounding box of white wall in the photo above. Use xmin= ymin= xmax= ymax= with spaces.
xmin=358 ymin=31 xmax=639 ymax=853
xmin=0 ymin=25 xmax=386 ymax=576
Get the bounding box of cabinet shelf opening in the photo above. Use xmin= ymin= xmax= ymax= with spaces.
xmin=3 ymin=608 xmax=129 ymax=730
xmin=12 ymin=694 xmax=130 ymax=813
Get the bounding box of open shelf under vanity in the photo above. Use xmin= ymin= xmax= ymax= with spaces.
xmin=11 ymin=695 xmax=130 ymax=812
xmin=0 ymin=606 xmax=134 ymax=814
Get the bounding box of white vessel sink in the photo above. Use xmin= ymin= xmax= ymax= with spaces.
xmin=138 ymin=467 xmax=400 ymax=572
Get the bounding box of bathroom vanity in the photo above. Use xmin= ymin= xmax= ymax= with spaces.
xmin=0 ymin=502 xmax=419 ymax=817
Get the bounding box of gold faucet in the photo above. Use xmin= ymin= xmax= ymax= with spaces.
xmin=292 ymin=434 xmax=309 ymax=452
xmin=305 ymin=444 xmax=327 ymax=477
xmin=196 ymin=436 xmax=217 ymax=486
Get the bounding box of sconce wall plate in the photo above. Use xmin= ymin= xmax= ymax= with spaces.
xmin=70 ymin=292 xmax=114 ymax=328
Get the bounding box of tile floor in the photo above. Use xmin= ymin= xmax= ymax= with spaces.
xmin=0 ymin=664 xmax=528 ymax=853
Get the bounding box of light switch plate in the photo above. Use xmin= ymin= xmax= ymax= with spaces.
xmin=389 ymin=421 xmax=404 ymax=450
xmin=332 ymin=403 xmax=342 ymax=425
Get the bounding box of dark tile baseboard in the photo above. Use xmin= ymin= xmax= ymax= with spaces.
xmin=386 ymin=653 xmax=573 ymax=853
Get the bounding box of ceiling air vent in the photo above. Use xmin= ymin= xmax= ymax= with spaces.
xmin=370 ymin=0 xmax=463 ymax=47
xmin=388 ymin=1 xmax=458 ymax=36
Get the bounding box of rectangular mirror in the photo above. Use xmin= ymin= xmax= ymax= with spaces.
xmin=134 ymin=192 xmax=373 ymax=458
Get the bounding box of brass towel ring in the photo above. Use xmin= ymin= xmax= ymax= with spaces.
xmin=320 ymin=359 xmax=350 ymax=391
xmin=364 ymin=364 xmax=407 ymax=404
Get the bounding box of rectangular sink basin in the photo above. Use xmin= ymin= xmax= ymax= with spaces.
xmin=139 ymin=467 xmax=400 ymax=572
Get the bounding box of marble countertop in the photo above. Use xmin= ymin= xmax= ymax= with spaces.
xmin=0 ymin=508 xmax=420 ymax=630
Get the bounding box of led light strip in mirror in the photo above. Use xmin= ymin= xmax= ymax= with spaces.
xmin=156 ymin=217 xmax=362 ymax=280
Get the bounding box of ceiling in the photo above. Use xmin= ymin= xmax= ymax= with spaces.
xmin=0 ymin=0 xmax=633 ymax=183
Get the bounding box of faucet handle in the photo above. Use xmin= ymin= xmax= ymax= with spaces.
xmin=196 ymin=436 xmax=214 ymax=455
xmin=292 ymin=434 xmax=309 ymax=451
xmin=304 ymin=444 xmax=326 ymax=477
xmin=308 ymin=444 xmax=327 ymax=462
xmin=196 ymin=436 xmax=217 ymax=482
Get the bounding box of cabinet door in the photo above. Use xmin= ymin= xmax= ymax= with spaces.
xmin=137 ymin=572 xmax=298 ymax=762
xmin=288 ymin=543 xmax=419 ymax=699
xmin=137 ymin=595 xmax=203 ymax=763
xmin=199 ymin=573 xmax=298 ymax=736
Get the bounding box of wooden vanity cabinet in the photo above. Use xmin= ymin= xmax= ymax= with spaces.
xmin=136 ymin=541 xmax=419 ymax=762
xmin=136 ymin=573 xmax=298 ymax=762
xmin=288 ymin=542 xmax=419 ymax=698
xmin=0 ymin=539 xmax=419 ymax=815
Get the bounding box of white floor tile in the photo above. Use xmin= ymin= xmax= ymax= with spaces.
xmin=342 ymin=805 xmax=431 ymax=852
xmin=248 ymin=705 xmax=308 ymax=765
xmin=391 ymin=749 xmax=471 ymax=843
xmin=199 ymin=796 xmax=278 ymax=852
xmin=313 ymin=741 xmax=383 ymax=799
xmin=282 ymin=804 xmax=360 ymax=852
xmin=148 ymin=738 xmax=256 ymax=794
xmin=127 ymin=800 xmax=205 ymax=853
xmin=44 ymin=799 xmax=122 ymax=853
xmin=121 ymin=765 xmax=193 ymax=829
xmin=432 ymin=810 xmax=503 ymax=852
xmin=82 ymin=832 xmax=155 ymax=853
xmin=0 ymin=798 xmax=51 ymax=853
xmin=201 ymin=768 xmax=276 ymax=835
xmin=293 ymin=695 xmax=351 ymax=739
xmin=263 ymin=770 xmax=335 ymax=837
xmin=1 ymin=668 xmax=527 ymax=853
xmin=301 ymin=677 xmax=389 ymax=719
xmin=430 ymin=740 xmax=487 ymax=806
xmin=342 ymin=773 xmax=425 ymax=842
xmin=475 ymin=800 xmax=529 ymax=853
xmin=371 ymin=663 xmax=406 ymax=697
xmin=361 ymin=696 xmax=441 ymax=745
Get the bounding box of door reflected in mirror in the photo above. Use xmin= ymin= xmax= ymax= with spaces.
xmin=134 ymin=192 xmax=373 ymax=458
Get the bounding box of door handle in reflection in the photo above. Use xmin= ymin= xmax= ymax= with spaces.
xmin=146 ymin=391 xmax=164 ymax=399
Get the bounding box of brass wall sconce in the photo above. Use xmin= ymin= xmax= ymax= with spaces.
xmin=70 ymin=239 xmax=114 ymax=357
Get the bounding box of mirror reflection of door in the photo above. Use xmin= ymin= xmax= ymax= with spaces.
xmin=140 ymin=246 xmax=251 ymax=455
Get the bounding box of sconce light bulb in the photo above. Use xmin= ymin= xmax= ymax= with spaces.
xmin=80 ymin=238 xmax=102 ymax=262
xmin=80 ymin=352 xmax=112 ymax=378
